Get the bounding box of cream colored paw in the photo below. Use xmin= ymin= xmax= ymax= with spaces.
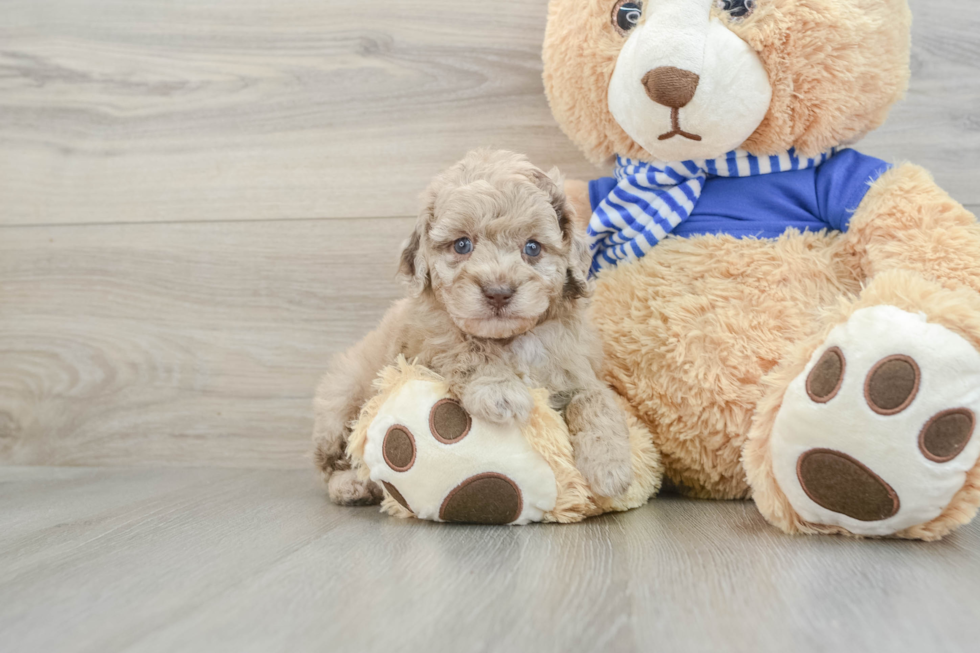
xmin=771 ymin=306 xmax=980 ymax=536
xmin=362 ymin=379 xmax=558 ymax=525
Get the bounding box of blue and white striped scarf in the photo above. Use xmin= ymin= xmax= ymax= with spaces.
xmin=588 ymin=148 xmax=836 ymax=275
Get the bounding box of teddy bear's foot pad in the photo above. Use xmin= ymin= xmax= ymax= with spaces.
xmin=362 ymin=379 xmax=557 ymax=525
xmin=771 ymin=306 xmax=980 ymax=536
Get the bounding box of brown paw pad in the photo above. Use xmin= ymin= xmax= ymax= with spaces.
xmin=797 ymin=449 xmax=899 ymax=522
xmin=382 ymin=481 xmax=412 ymax=512
xmin=807 ymin=347 xmax=845 ymax=403
xmin=865 ymin=355 xmax=920 ymax=415
xmin=439 ymin=473 xmax=523 ymax=524
xmin=920 ymin=409 xmax=976 ymax=463
xmin=382 ymin=425 xmax=416 ymax=472
xmin=429 ymin=399 xmax=472 ymax=444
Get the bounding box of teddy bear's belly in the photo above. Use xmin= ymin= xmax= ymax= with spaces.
xmin=591 ymin=230 xmax=863 ymax=499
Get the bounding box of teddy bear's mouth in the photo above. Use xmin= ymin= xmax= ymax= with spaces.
xmin=658 ymin=108 xmax=702 ymax=142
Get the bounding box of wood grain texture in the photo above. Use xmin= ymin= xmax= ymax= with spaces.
xmin=0 ymin=0 xmax=978 ymax=226
xmin=0 ymin=0 xmax=979 ymax=469
xmin=0 ymin=0 xmax=595 ymax=226
xmin=860 ymin=0 xmax=980 ymax=200
xmin=0 ymin=218 xmax=410 ymax=468
xmin=2 ymin=4 xmax=979 ymax=651
xmin=1 ymin=466 xmax=979 ymax=653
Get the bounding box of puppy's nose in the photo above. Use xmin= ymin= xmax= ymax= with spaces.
xmin=642 ymin=66 xmax=700 ymax=109
xmin=483 ymin=286 xmax=515 ymax=310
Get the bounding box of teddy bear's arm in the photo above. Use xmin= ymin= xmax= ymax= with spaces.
xmin=844 ymin=163 xmax=980 ymax=294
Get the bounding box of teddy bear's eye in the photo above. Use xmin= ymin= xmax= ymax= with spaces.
xmin=718 ymin=0 xmax=756 ymax=19
xmin=612 ymin=1 xmax=643 ymax=35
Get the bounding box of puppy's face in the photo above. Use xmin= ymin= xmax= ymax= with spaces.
xmin=401 ymin=150 xmax=591 ymax=340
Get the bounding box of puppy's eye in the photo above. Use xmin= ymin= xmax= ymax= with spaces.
xmin=612 ymin=1 xmax=642 ymax=35
xmin=717 ymin=0 xmax=756 ymax=19
xmin=524 ymin=240 xmax=542 ymax=258
xmin=453 ymin=237 xmax=473 ymax=255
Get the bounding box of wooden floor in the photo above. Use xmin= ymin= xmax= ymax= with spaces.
xmin=1 ymin=0 xmax=979 ymax=650
xmin=2 ymin=466 xmax=979 ymax=653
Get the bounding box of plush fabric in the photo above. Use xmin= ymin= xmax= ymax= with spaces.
xmin=606 ymin=1 xmax=773 ymax=161
xmin=544 ymin=0 xmax=911 ymax=164
xmin=769 ymin=305 xmax=980 ymax=537
xmin=543 ymin=0 xmax=980 ymax=540
xmin=589 ymin=229 xmax=862 ymax=500
xmin=347 ymin=358 xmax=663 ymax=525
xmin=744 ymin=268 xmax=980 ymax=541
xmin=591 ymin=149 xmax=889 ymax=240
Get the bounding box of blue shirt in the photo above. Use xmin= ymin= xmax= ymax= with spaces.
xmin=589 ymin=149 xmax=891 ymax=239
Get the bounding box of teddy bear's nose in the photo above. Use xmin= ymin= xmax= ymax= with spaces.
xmin=642 ymin=66 xmax=700 ymax=109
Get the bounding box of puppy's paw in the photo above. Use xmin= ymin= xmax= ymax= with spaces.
xmin=574 ymin=428 xmax=634 ymax=498
xmin=462 ymin=377 xmax=534 ymax=425
xmin=566 ymin=390 xmax=635 ymax=497
xmin=327 ymin=470 xmax=384 ymax=506
xmin=582 ymin=452 xmax=633 ymax=498
xmin=313 ymin=426 xmax=349 ymax=474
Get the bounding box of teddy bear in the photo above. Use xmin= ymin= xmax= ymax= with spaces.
xmin=542 ymin=0 xmax=980 ymax=540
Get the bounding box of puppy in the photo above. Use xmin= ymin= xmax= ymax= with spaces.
xmin=313 ymin=150 xmax=633 ymax=505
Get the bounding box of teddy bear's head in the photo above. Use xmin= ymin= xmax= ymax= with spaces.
xmin=543 ymin=0 xmax=911 ymax=164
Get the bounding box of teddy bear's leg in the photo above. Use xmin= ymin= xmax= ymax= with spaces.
xmin=745 ymin=166 xmax=980 ymax=540
xmin=746 ymin=271 xmax=980 ymax=540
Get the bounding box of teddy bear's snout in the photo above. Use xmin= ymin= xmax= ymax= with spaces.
xmin=642 ymin=66 xmax=700 ymax=109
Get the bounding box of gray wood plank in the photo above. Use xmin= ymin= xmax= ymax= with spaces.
xmin=860 ymin=0 xmax=980 ymax=199
xmin=0 ymin=218 xmax=411 ymax=468
xmin=0 ymin=0 xmax=977 ymax=227
xmin=2 ymin=0 xmax=979 ymax=469
xmin=0 ymin=466 xmax=978 ymax=653
xmin=0 ymin=0 xmax=595 ymax=226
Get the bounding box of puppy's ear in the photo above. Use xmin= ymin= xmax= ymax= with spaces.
xmin=530 ymin=166 xmax=574 ymax=237
xmin=564 ymin=227 xmax=593 ymax=301
xmin=398 ymin=201 xmax=432 ymax=297
xmin=530 ymin=165 xmax=593 ymax=300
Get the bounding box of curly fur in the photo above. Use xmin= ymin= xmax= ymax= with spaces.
xmin=313 ymin=150 xmax=635 ymax=505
